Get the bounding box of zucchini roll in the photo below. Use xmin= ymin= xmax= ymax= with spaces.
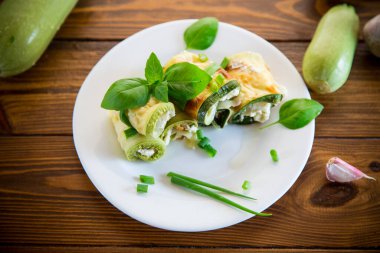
xmin=127 ymin=97 xmax=175 ymax=138
xmin=164 ymin=51 xmax=240 ymax=126
xmin=225 ymin=52 xmax=286 ymax=124
xmin=110 ymin=111 xmax=166 ymax=161
xmin=161 ymin=110 xmax=198 ymax=145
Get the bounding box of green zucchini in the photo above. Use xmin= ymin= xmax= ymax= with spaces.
xmin=214 ymin=109 xmax=233 ymax=128
xmin=110 ymin=111 xmax=166 ymax=161
xmin=302 ymin=4 xmax=359 ymax=94
xmin=231 ymin=94 xmax=283 ymax=124
xmin=161 ymin=111 xmax=198 ymax=145
xmin=128 ymin=97 xmax=175 ymax=138
xmin=0 ymin=0 xmax=78 ymax=77
xmin=195 ymin=80 xmax=240 ymax=126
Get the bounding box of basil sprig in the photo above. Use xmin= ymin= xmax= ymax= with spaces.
xmin=262 ymin=98 xmax=324 ymax=129
xmin=184 ymin=17 xmax=218 ymax=50
xmin=101 ymin=52 xmax=211 ymax=111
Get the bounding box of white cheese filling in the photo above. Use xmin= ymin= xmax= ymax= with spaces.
xmin=137 ymin=148 xmax=155 ymax=158
xmin=219 ymin=88 xmax=240 ymax=102
xmin=153 ymin=110 xmax=175 ymax=138
xmin=240 ymin=102 xmax=271 ymax=123
xmin=163 ymin=124 xmax=197 ymax=145
xmin=204 ymin=103 xmax=218 ymax=125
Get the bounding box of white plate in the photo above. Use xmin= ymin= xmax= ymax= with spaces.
xmin=73 ymin=20 xmax=313 ymax=232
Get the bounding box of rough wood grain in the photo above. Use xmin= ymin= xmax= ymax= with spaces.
xmin=0 ymin=42 xmax=379 ymax=137
xmin=0 ymin=246 xmax=378 ymax=253
xmin=0 ymin=137 xmax=379 ymax=247
xmin=57 ymin=0 xmax=380 ymax=40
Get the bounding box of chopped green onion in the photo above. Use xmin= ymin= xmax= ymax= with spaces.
xmin=140 ymin=175 xmax=155 ymax=185
xmin=124 ymin=128 xmax=138 ymax=138
xmin=167 ymin=172 xmax=255 ymax=200
xmin=220 ymin=57 xmax=229 ymax=69
xmin=202 ymin=144 xmax=217 ymax=157
xmin=242 ymin=180 xmax=251 ymax=190
xmin=136 ymin=184 xmax=148 ymax=193
xmin=196 ymin=129 xmax=204 ymax=140
xmin=169 ymin=175 xmax=270 ymax=216
xmin=205 ymin=62 xmax=220 ymax=76
xmin=215 ymin=74 xmax=224 ymax=86
xmin=198 ymin=53 xmax=208 ymax=62
xmin=270 ymin=149 xmax=279 ymax=162
xmin=210 ymin=80 xmax=219 ymax=92
xmin=197 ymin=137 xmax=210 ymax=148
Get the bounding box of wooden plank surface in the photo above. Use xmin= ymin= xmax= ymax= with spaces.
xmin=0 ymin=42 xmax=379 ymax=137
xmin=0 ymin=136 xmax=378 ymax=247
xmin=57 ymin=0 xmax=380 ymax=40
xmin=0 ymin=247 xmax=378 ymax=253
xmin=0 ymin=0 xmax=379 ymax=251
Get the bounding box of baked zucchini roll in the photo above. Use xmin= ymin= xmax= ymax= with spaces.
xmin=164 ymin=51 xmax=240 ymax=126
xmin=161 ymin=110 xmax=198 ymax=145
xmin=127 ymin=97 xmax=175 ymax=138
xmin=110 ymin=111 xmax=166 ymax=161
xmin=225 ymin=52 xmax=285 ymax=124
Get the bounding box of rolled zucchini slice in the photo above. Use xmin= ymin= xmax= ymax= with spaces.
xmin=110 ymin=111 xmax=166 ymax=161
xmin=191 ymin=80 xmax=240 ymax=126
xmin=225 ymin=51 xmax=285 ymax=124
xmin=127 ymin=97 xmax=175 ymax=138
xmin=161 ymin=111 xmax=198 ymax=145
xmin=231 ymin=94 xmax=283 ymax=124
xmin=164 ymin=51 xmax=240 ymax=126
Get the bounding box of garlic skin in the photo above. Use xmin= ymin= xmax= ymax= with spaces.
xmin=326 ymin=157 xmax=376 ymax=183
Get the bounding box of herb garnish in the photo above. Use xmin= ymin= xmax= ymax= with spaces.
xmin=261 ymin=98 xmax=324 ymax=129
xmin=167 ymin=172 xmax=270 ymax=216
xmin=184 ymin=17 xmax=219 ymax=50
xmin=101 ymin=52 xmax=211 ymax=111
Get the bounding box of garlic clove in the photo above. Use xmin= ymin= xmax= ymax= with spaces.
xmin=326 ymin=157 xmax=376 ymax=183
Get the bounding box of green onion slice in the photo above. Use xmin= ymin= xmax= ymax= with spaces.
xmin=124 ymin=128 xmax=138 ymax=138
xmin=137 ymin=184 xmax=148 ymax=193
xmin=169 ymin=175 xmax=270 ymax=217
xmin=220 ymin=57 xmax=229 ymax=69
xmin=270 ymin=149 xmax=279 ymax=162
xmin=198 ymin=53 xmax=208 ymax=62
xmin=167 ymin=172 xmax=255 ymax=200
xmin=140 ymin=175 xmax=155 ymax=185
xmin=242 ymin=180 xmax=251 ymax=190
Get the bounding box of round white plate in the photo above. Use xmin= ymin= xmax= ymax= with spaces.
xmin=73 ymin=20 xmax=313 ymax=232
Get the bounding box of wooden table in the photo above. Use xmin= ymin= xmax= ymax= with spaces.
xmin=1 ymin=0 xmax=379 ymax=252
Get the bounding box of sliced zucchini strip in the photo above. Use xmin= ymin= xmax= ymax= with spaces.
xmin=161 ymin=111 xmax=198 ymax=145
xmin=226 ymin=51 xmax=285 ymax=124
xmin=231 ymin=94 xmax=283 ymax=124
xmin=110 ymin=111 xmax=166 ymax=161
xmin=196 ymin=80 xmax=240 ymax=125
xmin=127 ymin=97 xmax=175 ymax=138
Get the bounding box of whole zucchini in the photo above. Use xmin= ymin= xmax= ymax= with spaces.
xmin=302 ymin=4 xmax=359 ymax=94
xmin=0 ymin=0 xmax=78 ymax=77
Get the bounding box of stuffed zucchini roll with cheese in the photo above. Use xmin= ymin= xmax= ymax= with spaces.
xmin=127 ymin=97 xmax=175 ymax=138
xmin=225 ymin=52 xmax=285 ymax=124
xmin=164 ymin=51 xmax=240 ymax=126
xmin=110 ymin=111 xmax=166 ymax=161
xmin=161 ymin=110 xmax=198 ymax=145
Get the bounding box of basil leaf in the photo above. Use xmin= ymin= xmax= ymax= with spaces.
xmin=153 ymin=81 xmax=169 ymax=102
xmin=101 ymin=78 xmax=150 ymax=110
xmin=184 ymin=17 xmax=218 ymax=50
xmin=164 ymin=62 xmax=211 ymax=103
xmin=119 ymin=110 xmax=132 ymax=127
xmin=262 ymin=98 xmax=323 ymax=129
xmin=145 ymin=52 xmax=163 ymax=84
